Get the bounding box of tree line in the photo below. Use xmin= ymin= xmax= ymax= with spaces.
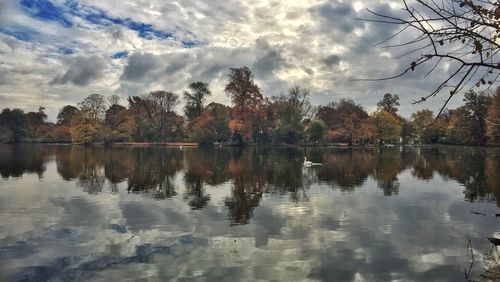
xmin=0 ymin=66 xmax=499 ymax=146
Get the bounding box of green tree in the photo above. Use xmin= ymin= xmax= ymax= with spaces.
xmin=377 ymin=93 xmax=400 ymax=115
xmin=126 ymin=96 xmax=153 ymax=141
xmin=184 ymin=82 xmax=211 ymax=121
xmin=307 ymin=119 xmax=326 ymax=143
xmin=411 ymin=110 xmax=435 ymax=143
xmin=486 ymin=88 xmax=500 ymax=145
xmin=104 ymin=104 xmax=129 ymax=142
xmin=463 ymin=90 xmax=491 ymax=146
xmin=57 ymin=105 xmax=79 ymax=126
xmin=272 ymin=93 xmax=305 ymax=144
xmin=0 ymin=108 xmax=31 ymax=143
xmin=142 ymin=91 xmax=179 ymax=141
xmin=287 ymin=86 xmax=315 ymax=120
xmin=25 ymin=106 xmax=48 ymax=137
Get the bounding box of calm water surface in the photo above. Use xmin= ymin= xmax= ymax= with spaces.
xmin=0 ymin=145 xmax=499 ymax=281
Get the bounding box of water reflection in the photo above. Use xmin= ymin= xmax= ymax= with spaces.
xmin=1 ymin=145 xmax=500 ymax=207
xmin=0 ymin=145 xmax=499 ymax=281
xmin=0 ymin=145 xmax=48 ymax=179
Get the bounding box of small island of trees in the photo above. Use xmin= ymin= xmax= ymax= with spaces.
xmin=0 ymin=66 xmax=499 ymax=146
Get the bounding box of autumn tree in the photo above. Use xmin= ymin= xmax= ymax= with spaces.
xmin=225 ymin=67 xmax=263 ymax=143
xmin=70 ymin=94 xmax=106 ymax=144
xmin=356 ymin=119 xmax=377 ymax=144
xmin=184 ymin=82 xmax=211 ymax=121
xmin=317 ymin=99 xmax=370 ymax=145
xmin=250 ymin=102 xmax=275 ymax=144
xmin=225 ymin=67 xmax=263 ymax=116
xmin=190 ymin=103 xmax=231 ymax=144
xmin=51 ymin=125 xmax=71 ymax=142
xmin=446 ymin=107 xmax=471 ymax=144
xmin=372 ymin=110 xmax=402 ymax=144
xmin=78 ymin=94 xmax=106 ymax=123
xmin=364 ymin=0 xmax=499 ymax=116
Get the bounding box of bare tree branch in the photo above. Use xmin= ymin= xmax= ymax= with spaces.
xmin=357 ymin=0 xmax=499 ymax=117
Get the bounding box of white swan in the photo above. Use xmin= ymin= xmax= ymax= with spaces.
xmin=304 ymin=157 xmax=322 ymax=167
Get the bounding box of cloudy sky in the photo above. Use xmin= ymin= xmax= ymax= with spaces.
xmin=0 ymin=0 xmax=467 ymax=120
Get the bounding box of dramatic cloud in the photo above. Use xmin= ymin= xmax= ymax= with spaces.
xmin=0 ymin=0 xmax=475 ymax=120
xmin=51 ymin=55 xmax=106 ymax=86
xmin=121 ymin=53 xmax=161 ymax=82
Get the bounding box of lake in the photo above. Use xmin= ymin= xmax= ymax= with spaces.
xmin=0 ymin=144 xmax=499 ymax=281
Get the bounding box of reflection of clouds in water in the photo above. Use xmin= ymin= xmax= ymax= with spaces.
xmin=0 ymin=146 xmax=499 ymax=280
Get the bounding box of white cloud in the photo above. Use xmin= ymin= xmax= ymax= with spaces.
xmin=0 ymin=0 xmax=476 ymax=120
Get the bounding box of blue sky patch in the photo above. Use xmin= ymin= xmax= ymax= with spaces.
xmin=181 ymin=40 xmax=199 ymax=48
xmin=65 ymin=1 xmax=174 ymax=40
xmin=112 ymin=51 xmax=128 ymax=59
xmin=58 ymin=46 xmax=74 ymax=55
xmin=0 ymin=27 xmax=38 ymax=42
xmin=14 ymin=0 xmax=198 ymax=48
xmin=20 ymin=0 xmax=72 ymax=28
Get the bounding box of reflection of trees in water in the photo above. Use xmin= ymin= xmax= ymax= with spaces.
xmin=0 ymin=145 xmax=49 ymax=179
xmin=77 ymin=166 xmax=106 ymax=194
xmin=373 ymin=148 xmax=403 ymax=196
xmin=184 ymin=148 xmax=231 ymax=185
xmin=76 ymin=149 xmax=106 ymax=194
xmin=409 ymin=147 xmax=436 ymax=180
xmin=485 ymin=157 xmax=500 ymax=204
xmin=127 ymin=149 xmax=183 ymax=199
xmin=311 ymin=147 xmax=404 ymax=195
xmin=182 ymin=148 xmax=234 ymax=209
xmin=54 ymin=146 xmax=185 ymax=197
xmin=410 ymin=147 xmax=500 ymax=205
xmin=54 ymin=146 xmax=108 ymax=193
xmin=103 ymin=148 xmax=130 ymax=184
xmin=315 ymin=148 xmax=375 ymax=191
xmin=224 ymin=148 xmax=319 ymax=224
xmin=55 ymin=146 xmax=84 ymax=180
xmin=224 ymin=149 xmax=265 ymax=225
xmin=183 ymin=171 xmax=210 ymax=210
xmin=258 ymin=148 xmax=307 ymax=201
xmin=3 ymin=145 xmax=500 ymax=221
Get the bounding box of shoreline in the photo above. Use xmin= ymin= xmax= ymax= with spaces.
xmin=1 ymin=142 xmax=499 ymax=149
